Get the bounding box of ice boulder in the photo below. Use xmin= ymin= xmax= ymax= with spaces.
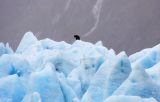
xmin=28 ymin=63 xmax=64 ymax=102
xmin=67 ymin=48 xmax=107 ymax=98
xmin=16 ymin=32 xmax=38 ymax=53
xmin=113 ymin=62 xmax=160 ymax=101
xmin=81 ymin=52 xmax=131 ymax=102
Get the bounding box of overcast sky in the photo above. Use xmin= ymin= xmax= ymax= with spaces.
xmin=0 ymin=0 xmax=160 ymax=55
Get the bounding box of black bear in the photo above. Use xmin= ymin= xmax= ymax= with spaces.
xmin=74 ymin=35 xmax=80 ymax=40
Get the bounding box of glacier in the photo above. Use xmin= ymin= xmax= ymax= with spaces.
xmin=0 ymin=32 xmax=160 ymax=102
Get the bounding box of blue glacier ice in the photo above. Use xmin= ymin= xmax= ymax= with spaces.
xmin=104 ymin=95 xmax=158 ymax=102
xmin=0 ymin=43 xmax=13 ymax=56
xmin=21 ymin=92 xmax=41 ymax=102
xmin=81 ymin=52 xmax=131 ymax=102
xmin=0 ymin=32 xmax=160 ymax=102
xmin=16 ymin=32 xmax=38 ymax=54
xmin=0 ymin=75 xmax=25 ymax=102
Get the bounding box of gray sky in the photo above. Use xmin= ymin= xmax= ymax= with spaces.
xmin=0 ymin=0 xmax=160 ymax=55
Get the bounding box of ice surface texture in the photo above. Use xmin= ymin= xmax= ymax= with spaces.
xmin=0 ymin=32 xmax=160 ymax=102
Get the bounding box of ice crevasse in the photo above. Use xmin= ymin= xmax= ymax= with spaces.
xmin=0 ymin=32 xmax=160 ymax=102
